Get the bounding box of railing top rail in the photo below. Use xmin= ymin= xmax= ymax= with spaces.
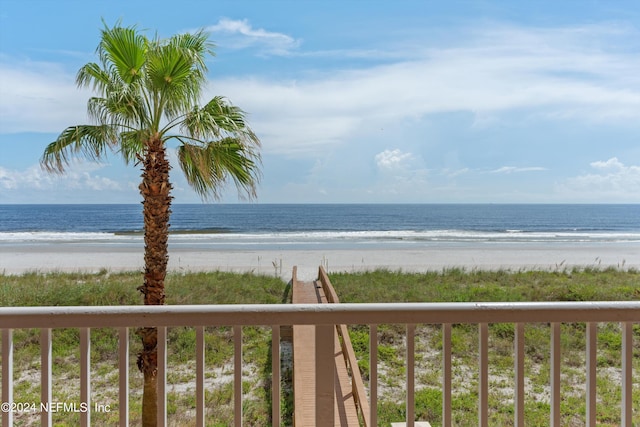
xmin=317 ymin=266 xmax=340 ymax=304
xmin=0 ymin=301 xmax=638 ymax=329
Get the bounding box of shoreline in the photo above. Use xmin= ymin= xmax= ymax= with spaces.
xmin=1 ymin=242 xmax=638 ymax=281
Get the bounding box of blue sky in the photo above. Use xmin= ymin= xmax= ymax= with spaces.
xmin=1 ymin=0 xmax=639 ymax=204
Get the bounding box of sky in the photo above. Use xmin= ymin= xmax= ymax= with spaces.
xmin=1 ymin=0 xmax=639 ymax=204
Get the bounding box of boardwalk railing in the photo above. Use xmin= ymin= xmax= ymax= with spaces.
xmin=1 ymin=288 xmax=638 ymax=426
xmin=316 ymin=267 xmax=371 ymax=426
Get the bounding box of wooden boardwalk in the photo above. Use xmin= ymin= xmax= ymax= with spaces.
xmin=292 ymin=278 xmax=362 ymax=426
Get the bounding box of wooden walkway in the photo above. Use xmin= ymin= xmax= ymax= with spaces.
xmin=292 ymin=276 xmax=362 ymax=426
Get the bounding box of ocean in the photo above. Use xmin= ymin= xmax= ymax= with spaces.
xmin=0 ymin=204 xmax=639 ymax=251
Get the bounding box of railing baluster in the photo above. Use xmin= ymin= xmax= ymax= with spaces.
xmin=315 ymin=323 xmax=334 ymax=427
xmin=234 ymin=325 xmax=243 ymax=427
xmin=2 ymin=329 xmax=13 ymax=427
xmin=271 ymin=325 xmax=281 ymax=427
xmin=442 ymin=323 xmax=452 ymax=427
xmin=118 ymin=327 xmax=129 ymax=427
xmin=40 ymin=328 xmax=52 ymax=427
xmin=514 ymin=323 xmax=525 ymax=427
xmin=80 ymin=328 xmax=91 ymax=427
xmin=158 ymin=326 xmax=167 ymax=427
xmin=406 ymin=324 xmax=415 ymax=427
xmin=196 ymin=326 xmax=205 ymax=427
xmin=586 ymin=322 xmax=596 ymax=427
xmin=550 ymin=322 xmax=561 ymax=426
xmin=621 ymin=321 xmax=632 ymax=426
xmin=370 ymin=324 xmax=378 ymax=427
xmin=478 ymin=323 xmax=488 ymax=427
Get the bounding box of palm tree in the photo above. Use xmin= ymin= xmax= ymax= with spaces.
xmin=41 ymin=22 xmax=261 ymax=426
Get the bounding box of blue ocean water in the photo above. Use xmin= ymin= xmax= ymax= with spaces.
xmin=0 ymin=204 xmax=639 ymax=249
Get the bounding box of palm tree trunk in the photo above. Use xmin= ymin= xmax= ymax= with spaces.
xmin=137 ymin=134 xmax=172 ymax=427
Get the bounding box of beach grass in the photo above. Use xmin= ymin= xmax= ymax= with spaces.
xmin=0 ymin=268 xmax=638 ymax=426
xmin=329 ymin=266 xmax=640 ymax=303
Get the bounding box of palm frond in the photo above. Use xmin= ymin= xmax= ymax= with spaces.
xmin=147 ymin=45 xmax=197 ymax=99
xmin=108 ymin=86 xmax=148 ymax=126
xmin=41 ymin=125 xmax=117 ymax=173
xmin=76 ymin=62 xmax=111 ymax=93
xmin=177 ymin=138 xmax=261 ymax=200
xmin=182 ymin=96 xmax=260 ymax=146
xmin=146 ymin=34 xmax=208 ymax=120
xmin=99 ymin=24 xmax=148 ymax=84
xmin=119 ymin=130 xmax=147 ymax=164
xmin=168 ymin=30 xmax=214 ymax=72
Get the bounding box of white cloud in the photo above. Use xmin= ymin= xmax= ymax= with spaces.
xmin=0 ymin=160 xmax=121 ymax=192
xmin=371 ymin=149 xmax=430 ymax=199
xmin=212 ymin=23 xmax=640 ymax=156
xmin=0 ymin=60 xmax=90 ymax=133
xmin=558 ymin=157 xmax=640 ymax=201
xmin=442 ymin=168 xmax=470 ymax=178
xmin=375 ymin=149 xmax=414 ymax=171
xmin=490 ymin=166 xmax=546 ymax=174
xmin=590 ymin=157 xmax=625 ymax=171
xmin=205 ymin=18 xmax=301 ymax=55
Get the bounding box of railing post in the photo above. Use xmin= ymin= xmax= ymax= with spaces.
xmin=80 ymin=328 xmax=91 ymax=427
xmin=271 ymin=325 xmax=281 ymax=427
xmin=118 ymin=327 xmax=129 ymax=427
xmin=550 ymin=323 xmax=561 ymax=427
xmin=2 ymin=329 xmax=13 ymax=427
xmin=158 ymin=326 xmax=167 ymax=427
xmin=316 ymin=323 xmax=334 ymax=427
xmin=40 ymin=328 xmax=52 ymax=427
xmin=478 ymin=323 xmax=488 ymax=427
xmin=370 ymin=324 xmax=378 ymax=427
xmin=514 ymin=323 xmax=525 ymax=427
xmin=406 ymin=324 xmax=415 ymax=427
xmin=234 ymin=325 xmax=243 ymax=427
xmin=586 ymin=322 xmax=597 ymax=427
xmin=196 ymin=326 xmax=205 ymax=427
xmin=442 ymin=323 xmax=452 ymax=427
xmin=621 ymin=322 xmax=632 ymax=426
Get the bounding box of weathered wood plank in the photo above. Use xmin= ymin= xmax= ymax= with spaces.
xmin=293 ymin=279 xmax=360 ymax=426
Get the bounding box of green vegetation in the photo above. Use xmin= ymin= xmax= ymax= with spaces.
xmin=329 ymin=267 xmax=640 ymax=303
xmin=1 ymin=268 xmax=638 ymax=426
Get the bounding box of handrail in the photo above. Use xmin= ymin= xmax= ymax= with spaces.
xmin=318 ymin=266 xmax=339 ymax=304
xmin=337 ymin=323 xmax=371 ymax=426
xmin=317 ymin=266 xmax=370 ymax=427
xmin=1 ymin=301 xmax=638 ymax=329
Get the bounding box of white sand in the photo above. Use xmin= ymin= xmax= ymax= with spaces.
xmin=1 ymin=243 xmax=638 ymax=281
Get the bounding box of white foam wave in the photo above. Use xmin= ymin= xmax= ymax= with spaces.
xmin=168 ymin=229 xmax=640 ymax=244
xmin=2 ymin=229 xmax=639 ymax=245
xmin=0 ymin=232 xmax=139 ymax=243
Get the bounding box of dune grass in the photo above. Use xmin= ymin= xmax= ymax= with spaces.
xmin=0 ymin=267 xmax=638 ymax=426
xmin=329 ymin=267 xmax=640 ymax=303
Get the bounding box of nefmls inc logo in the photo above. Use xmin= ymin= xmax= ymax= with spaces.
xmin=41 ymin=402 xmax=90 ymax=413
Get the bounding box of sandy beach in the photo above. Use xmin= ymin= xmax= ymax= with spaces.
xmin=1 ymin=242 xmax=638 ymax=281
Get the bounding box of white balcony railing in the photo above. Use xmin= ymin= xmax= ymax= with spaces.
xmin=1 ymin=301 xmax=638 ymax=426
